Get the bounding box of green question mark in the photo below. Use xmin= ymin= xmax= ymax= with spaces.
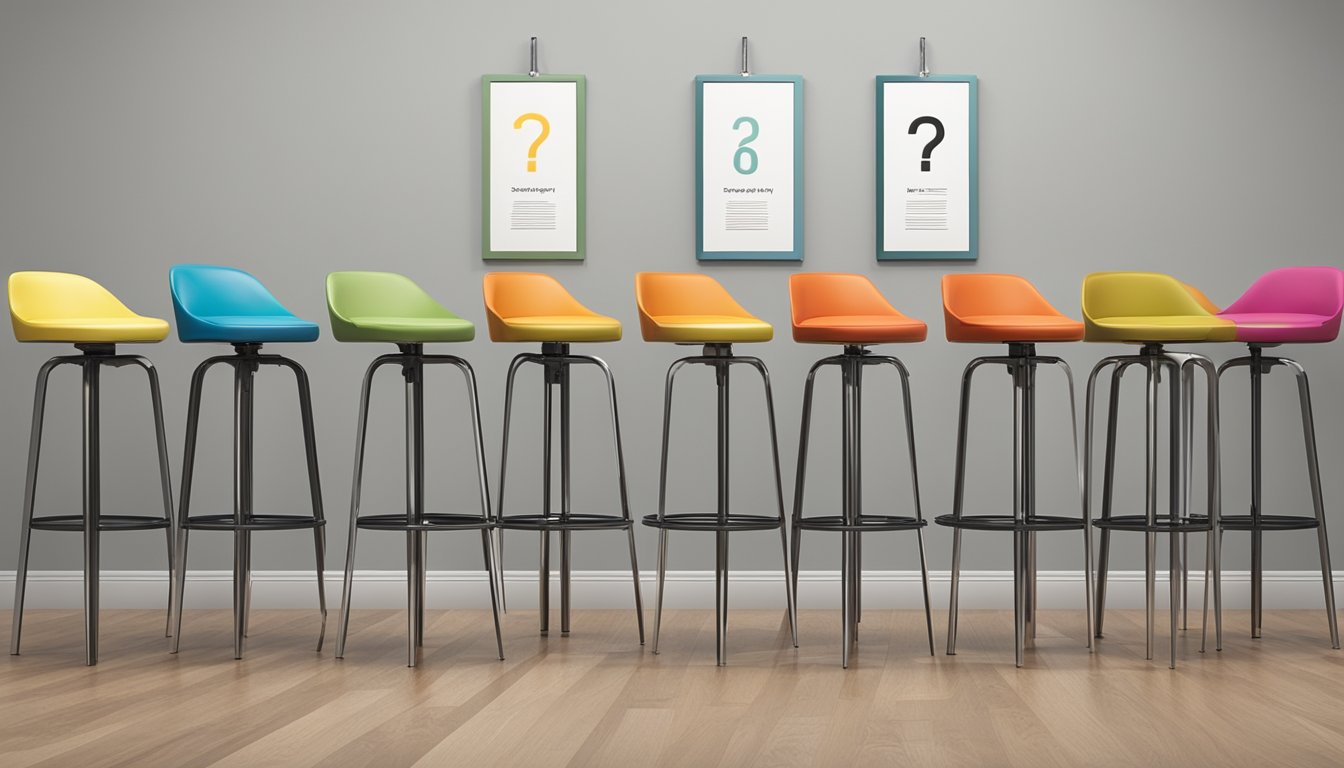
xmin=733 ymin=116 xmax=759 ymax=175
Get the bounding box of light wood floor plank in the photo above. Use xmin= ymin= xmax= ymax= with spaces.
xmin=2 ymin=608 xmax=1342 ymax=767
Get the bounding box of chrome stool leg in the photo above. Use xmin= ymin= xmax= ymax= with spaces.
xmin=1091 ymin=359 xmax=1128 ymax=638
xmin=945 ymin=359 xmax=984 ymax=656
xmin=651 ymin=359 xmax=688 ymax=656
xmin=11 ymin=357 xmax=70 ymax=656
xmin=715 ymin=360 xmax=730 ymax=666
xmin=81 ymin=358 xmax=101 ymax=667
xmin=1287 ymin=360 xmax=1341 ymax=648
xmin=335 ymin=355 xmax=387 ymax=659
xmin=171 ymin=356 xmax=229 ymax=653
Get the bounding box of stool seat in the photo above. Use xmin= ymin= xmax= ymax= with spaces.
xmin=174 ymin=314 xmax=320 ymax=344
xmin=9 ymin=272 xmax=169 ymax=344
xmin=327 ymin=271 xmax=475 ymax=344
xmin=640 ymin=314 xmax=773 ymax=344
xmin=1082 ymin=272 xmax=1236 ymax=343
xmin=170 ymin=265 xmax=319 ymax=344
xmin=483 ymin=272 xmax=622 ymax=343
xmin=947 ymin=314 xmax=1083 ymax=342
xmin=1217 ymin=312 xmax=1339 ymax=343
xmin=492 ymin=314 xmax=622 ymax=343
xmin=942 ymin=274 xmax=1083 ymax=343
xmin=636 ymin=272 xmax=773 ymax=344
xmin=794 ymin=314 xmax=927 ymax=344
xmin=335 ymin=316 xmax=475 ymax=343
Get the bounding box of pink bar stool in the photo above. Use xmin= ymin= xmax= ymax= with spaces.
xmin=1216 ymin=266 xmax=1341 ymax=648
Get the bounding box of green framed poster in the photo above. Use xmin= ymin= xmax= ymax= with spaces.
xmin=876 ymin=75 xmax=978 ymax=261
xmin=696 ymin=74 xmax=804 ymax=262
xmin=482 ymin=74 xmax=586 ymax=260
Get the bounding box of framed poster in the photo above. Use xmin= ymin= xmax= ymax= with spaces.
xmin=482 ymin=74 xmax=586 ymax=260
xmin=696 ymin=75 xmax=803 ymax=261
xmin=876 ymin=75 xmax=978 ymax=261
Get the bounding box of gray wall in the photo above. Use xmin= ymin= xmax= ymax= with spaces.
xmin=1 ymin=0 xmax=1341 ymax=578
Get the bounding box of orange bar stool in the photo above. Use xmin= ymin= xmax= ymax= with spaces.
xmin=1082 ymin=272 xmax=1229 ymax=668
xmin=483 ymin=272 xmax=644 ymax=643
xmin=636 ymin=272 xmax=796 ymax=666
xmin=936 ymin=274 xmax=1091 ymax=667
xmin=8 ymin=272 xmax=175 ymax=665
xmin=789 ymin=273 xmax=933 ymax=667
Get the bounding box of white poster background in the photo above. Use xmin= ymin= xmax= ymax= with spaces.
xmin=701 ymin=82 xmax=795 ymax=253
xmin=489 ymin=81 xmax=578 ymax=253
xmin=882 ymin=81 xmax=970 ymax=252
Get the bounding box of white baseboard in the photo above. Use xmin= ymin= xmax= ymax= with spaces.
xmin=0 ymin=570 xmax=1339 ymax=610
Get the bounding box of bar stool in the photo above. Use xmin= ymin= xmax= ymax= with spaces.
xmin=329 ymin=272 xmax=504 ymax=666
xmin=935 ymin=274 xmax=1091 ymax=667
xmin=1213 ymin=266 xmax=1341 ymax=648
xmin=788 ymin=273 xmax=933 ymax=667
xmin=636 ymin=272 xmax=797 ymax=666
xmin=168 ymin=265 xmax=327 ymax=659
xmin=1082 ymin=271 xmax=1227 ymax=668
xmin=483 ymin=272 xmax=643 ymax=642
xmin=8 ymin=272 xmax=175 ymax=665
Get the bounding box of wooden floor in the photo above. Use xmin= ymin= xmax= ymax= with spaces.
xmin=1 ymin=608 xmax=1342 ymax=767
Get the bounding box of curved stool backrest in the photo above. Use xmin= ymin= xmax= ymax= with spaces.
xmin=1224 ymin=266 xmax=1344 ymax=323
xmin=326 ymin=271 xmax=471 ymax=343
xmin=635 ymin=272 xmax=752 ymax=320
xmin=1081 ymin=272 xmax=1215 ymax=322
xmin=9 ymin=271 xmax=168 ymax=344
xmin=483 ymin=272 xmax=592 ymax=320
xmin=942 ymin=273 xmax=1061 ymax=320
xmin=788 ymin=273 xmax=900 ymax=323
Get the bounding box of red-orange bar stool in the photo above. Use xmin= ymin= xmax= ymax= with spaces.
xmin=483 ymin=272 xmax=644 ymax=644
xmin=789 ymin=273 xmax=934 ymax=668
xmin=636 ymin=272 xmax=797 ymax=666
xmin=936 ymin=274 xmax=1091 ymax=668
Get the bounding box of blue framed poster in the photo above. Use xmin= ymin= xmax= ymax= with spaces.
xmin=696 ymin=75 xmax=804 ymax=262
xmin=876 ymin=75 xmax=978 ymax=261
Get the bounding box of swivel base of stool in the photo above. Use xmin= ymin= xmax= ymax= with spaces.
xmin=171 ymin=343 xmax=327 ymax=660
xmin=10 ymin=345 xmax=176 ymax=666
xmin=1217 ymin=346 xmax=1339 ymax=648
xmin=335 ymin=345 xmax=503 ymax=667
xmin=1088 ymin=344 xmax=1223 ymax=668
xmin=792 ymin=346 xmax=933 ymax=668
xmin=647 ymin=344 xmax=797 ymax=666
xmin=497 ymin=343 xmax=643 ymax=643
xmin=941 ymin=343 xmax=1092 ymax=668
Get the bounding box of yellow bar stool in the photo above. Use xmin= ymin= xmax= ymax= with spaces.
xmin=483 ymin=272 xmax=644 ymax=643
xmin=636 ymin=272 xmax=797 ymax=666
xmin=1082 ymin=272 xmax=1231 ymax=668
xmin=7 ymin=271 xmax=175 ymax=665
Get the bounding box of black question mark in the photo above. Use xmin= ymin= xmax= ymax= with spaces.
xmin=907 ymin=116 xmax=945 ymax=172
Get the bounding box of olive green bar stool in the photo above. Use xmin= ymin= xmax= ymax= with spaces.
xmin=328 ymin=271 xmax=503 ymax=668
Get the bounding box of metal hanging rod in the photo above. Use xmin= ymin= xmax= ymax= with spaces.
xmin=529 ymin=36 xmax=539 ymax=77
xmin=919 ymin=36 xmax=930 ymax=77
xmin=741 ymin=36 xmax=750 ymax=77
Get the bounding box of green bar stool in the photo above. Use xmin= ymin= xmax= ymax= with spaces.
xmin=328 ymin=272 xmax=503 ymax=668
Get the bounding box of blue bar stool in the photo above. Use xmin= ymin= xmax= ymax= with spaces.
xmin=8 ymin=272 xmax=176 ymax=665
xmin=167 ymin=265 xmax=327 ymax=658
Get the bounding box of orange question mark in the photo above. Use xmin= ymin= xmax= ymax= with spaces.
xmin=513 ymin=113 xmax=550 ymax=172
